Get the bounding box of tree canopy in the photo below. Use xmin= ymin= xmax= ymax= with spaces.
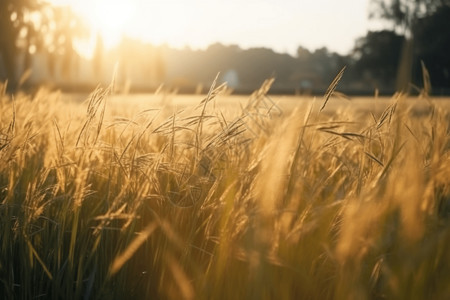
xmin=365 ymin=0 xmax=450 ymax=92
xmin=0 ymin=0 xmax=86 ymax=85
xmin=352 ymin=30 xmax=405 ymax=90
xmin=370 ymin=0 xmax=450 ymax=35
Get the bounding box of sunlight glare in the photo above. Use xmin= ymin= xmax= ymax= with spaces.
xmin=49 ymin=0 xmax=197 ymax=56
xmin=48 ymin=0 xmax=372 ymax=57
xmin=82 ymin=0 xmax=134 ymax=48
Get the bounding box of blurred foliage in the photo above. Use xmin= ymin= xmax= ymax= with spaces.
xmin=159 ymin=43 xmax=347 ymax=94
xmin=352 ymin=31 xmax=404 ymax=89
xmin=352 ymin=0 xmax=450 ymax=93
xmin=0 ymin=0 xmax=449 ymax=94
xmin=0 ymin=0 xmax=87 ymax=85
xmin=412 ymin=5 xmax=450 ymax=89
xmin=370 ymin=0 xmax=450 ymax=34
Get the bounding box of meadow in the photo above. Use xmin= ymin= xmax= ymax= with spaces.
xmin=0 ymin=76 xmax=449 ymax=299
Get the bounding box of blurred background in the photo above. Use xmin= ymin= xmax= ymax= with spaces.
xmin=0 ymin=0 xmax=449 ymax=95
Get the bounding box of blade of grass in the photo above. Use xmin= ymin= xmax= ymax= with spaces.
xmin=320 ymin=66 xmax=346 ymax=112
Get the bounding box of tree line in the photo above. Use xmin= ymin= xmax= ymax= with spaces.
xmin=1 ymin=0 xmax=449 ymax=94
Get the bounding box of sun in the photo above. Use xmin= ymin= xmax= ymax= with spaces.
xmin=48 ymin=0 xmax=134 ymax=49
xmin=49 ymin=0 xmax=197 ymax=52
xmin=80 ymin=0 xmax=135 ymax=48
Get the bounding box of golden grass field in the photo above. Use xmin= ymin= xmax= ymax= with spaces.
xmin=1 ymin=78 xmax=449 ymax=299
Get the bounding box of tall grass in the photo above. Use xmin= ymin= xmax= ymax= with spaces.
xmin=0 ymin=77 xmax=449 ymax=300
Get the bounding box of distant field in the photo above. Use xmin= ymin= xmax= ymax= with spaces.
xmin=2 ymin=83 xmax=450 ymax=299
xmin=62 ymin=92 xmax=450 ymax=114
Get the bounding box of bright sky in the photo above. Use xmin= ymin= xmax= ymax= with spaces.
xmin=49 ymin=0 xmax=380 ymax=57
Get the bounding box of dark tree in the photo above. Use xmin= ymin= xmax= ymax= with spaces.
xmin=412 ymin=5 xmax=450 ymax=90
xmin=352 ymin=30 xmax=405 ymax=91
xmin=370 ymin=0 xmax=450 ymax=92
xmin=370 ymin=0 xmax=450 ymax=35
xmin=0 ymin=0 xmax=86 ymax=85
xmin=0 ymin=0 xmax=43 ymax=82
